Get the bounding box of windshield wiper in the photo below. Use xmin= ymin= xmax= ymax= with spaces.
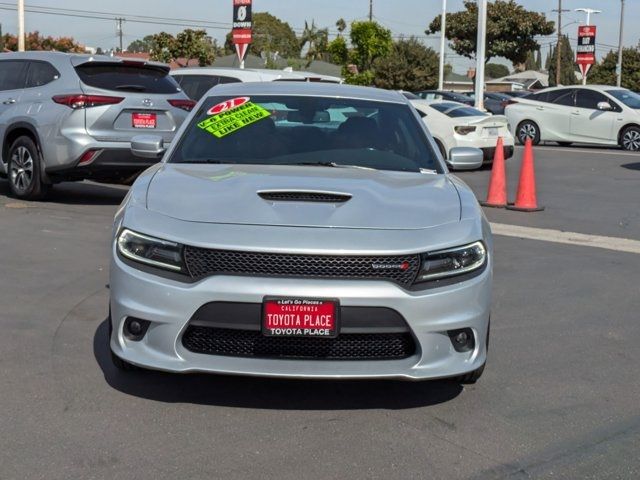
xmin=285 ymin=162 xmax=378 ymax=171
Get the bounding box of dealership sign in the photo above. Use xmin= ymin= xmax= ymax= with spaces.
xmin=232 ymin=0 xmax=252 ymax=63
xmin=576 ymin=25 xmax=596 ymax=78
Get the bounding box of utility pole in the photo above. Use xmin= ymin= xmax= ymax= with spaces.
xmin=616 ymin=0 xmax=625 ymax=87
xmin=474 ymin=0 xmax=487 ymax=111
xmin=116 ymin=17 xmax=124 ymax=52
xmin=17 ymin=0 xmax=25 ymax=52
xmin=369 ymin=0 xmax=373 ymax=22
xmin=438 ymin=0 xmax=447 ymax=91
xmin=553 ymin=0 xmax=569 ymax=86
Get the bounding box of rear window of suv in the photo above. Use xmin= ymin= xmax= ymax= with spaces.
xmin=75 ymin=63 xmax=180 ymax=94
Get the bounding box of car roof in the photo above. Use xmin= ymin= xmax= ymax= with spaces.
xmin=204 ymin=82 xmax=407 ymax=103
xmin=536 ymin=85 xmax=628 ymax=93
xmin=0 ymin=51 xmax=169 ymax=69
xmin=171 ymin=67 xmax=342 ymax=83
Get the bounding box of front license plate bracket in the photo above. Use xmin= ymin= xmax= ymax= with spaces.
xmin=262 ymin=297 xmax=340 ymax=338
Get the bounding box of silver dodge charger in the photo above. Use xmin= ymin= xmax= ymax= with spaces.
xmin=109 ymin=82 xmax=492 ymax=383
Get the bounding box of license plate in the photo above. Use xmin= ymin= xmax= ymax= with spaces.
xmin=262 ymin=298 xmax=339 ymax=338
xmin=486 ymin=127 xmax=499 ymax=137
xmin=132 ymin=112 xmax=157 ymax=129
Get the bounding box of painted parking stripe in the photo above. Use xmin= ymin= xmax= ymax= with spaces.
xmin=514 ymin=145 xmax=640 ymax=157
xmin=491 ymin=223 xmax=640 ymax=255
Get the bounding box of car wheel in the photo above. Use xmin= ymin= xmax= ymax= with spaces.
xmin=516 ymin=121 xmax=540 ymax=145
xmin=108 ymin=310 xmax=137 ymax=372
xmin=620 ymin=126 xmax=640 ymax=151
xmin=557 ymin=142 xmax=572 ymax=147
xmin=7 ymin=136 xmax=49 ymax=200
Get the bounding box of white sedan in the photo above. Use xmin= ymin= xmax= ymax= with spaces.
xmin=504 ymin=85 xmax=640 ymax=150
xmin=410 ymin=100 xmax=514 ymax=166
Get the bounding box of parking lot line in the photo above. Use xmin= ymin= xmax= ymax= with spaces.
xmin=491 ymin=223 xmax=640 ymax=255
xmin=514 ymin=145 xmax=640 ymax=157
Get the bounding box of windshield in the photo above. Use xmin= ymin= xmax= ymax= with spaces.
xmin=170 ymin=95 xmax=442 ymax=173
xmin=429 ymin=102 xmax=488 ymax=118
xmin=607 ymin=89 xmax=640 ymax=109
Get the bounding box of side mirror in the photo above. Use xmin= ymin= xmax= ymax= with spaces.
xmin=597 ymin=101 xmax=613 ymax=111
xmin=131 ymin=135 xmax=165 ymax=159
xmin=447 ymin=147 xmax=484 ymax=171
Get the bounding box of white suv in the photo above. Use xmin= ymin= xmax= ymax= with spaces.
xmin=505 ymin=85 xmax=640 ymax=151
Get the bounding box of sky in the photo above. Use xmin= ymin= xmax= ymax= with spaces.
xmin=0 ymin=0 xmax=636 ymax=72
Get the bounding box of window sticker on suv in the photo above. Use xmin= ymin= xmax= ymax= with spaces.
xmin=198 ymin=99 xmax=271 ymax=138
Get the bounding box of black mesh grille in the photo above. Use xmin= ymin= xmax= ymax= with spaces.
xmin=258 ymin=191 xmax=351 ymax=203
xmin=183 ymin=248 xmax=421 ymax=286
xmin=182 ymin=326 xmax=416 ymax=360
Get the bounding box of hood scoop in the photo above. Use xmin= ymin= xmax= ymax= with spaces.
xmin=258 ymin=190 xmax=352 ymax=204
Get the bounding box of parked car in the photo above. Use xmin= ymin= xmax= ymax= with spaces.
xmin=171 ymin=67 xmax=342 ymax=101
xmin=411 ymin=100 xmax=514 ymax=165
xmin=500 ymin=90 xmax=532 ymax=98
xmin=0 ymin=51 xmax=194 ymax=199
xmin=505 ymin=85 xmax=640 ymax=150
xmin=109 ymin=82 xmax=492 ymax=383
xmin=414 ymin=90 xmax=474 ymax=106
xmin=463 ymin=92 xmax=514 ymax=115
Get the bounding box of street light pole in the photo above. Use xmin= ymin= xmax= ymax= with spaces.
xmin=575 ymin=8 xmax=601 ymax=26
xmin=438 ymin=0 xmax=447 ymax=91
xmin=616 ymin=0 xmax=625 ymax=87
xmin=17 ymin=0 xmax=25 ymax=52
xmin=474 ymin=0 xmax=487 ymax=111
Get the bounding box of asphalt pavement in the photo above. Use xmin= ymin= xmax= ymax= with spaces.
xmin=1 ymin=145 xmax=639 ymax=480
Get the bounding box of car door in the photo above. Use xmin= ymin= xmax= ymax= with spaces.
xmin=534 ymin=88 xmax=576 ymax=141
xmin=570 ymin=89 xmax=618 ymax=143
xmin=0 ymin=60 xmax=29 ymax=171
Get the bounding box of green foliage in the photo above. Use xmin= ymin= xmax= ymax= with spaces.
xmin=336 ymin=18 xmax=347 ymax=34
xmin=535 ymin=50 xmax=543 ymax=70
xmin=524 ymin=51 xmax=537 ymax=71
xmin=547 ymin=35 xmax=577 ymax=87
xmin=327 ymin=36 xmax=348 ymax=65
xmin=373 ymin=37 xmax=439 ymax=91
xmin=1 ymin=31 xmax=84 ymax=52
xmin=224 ymin=12 xmax=300 ymax=58
xmin=588 ymin=46 xmax=640 ymax=91
xmin=127 ymin=35 xmax=154 ymax=53
xmin=149 ymin=29 xmax=215 ymax=67
xmin=300 ymin=20 xmax=329 ymax=66
xmin=349 ymin=21 xmax=393 ymax=73
xmin=426 ymin=0 xmax=554 ymax=65
xmin=485 ymin=63 xmax=509 ymax=79
xmin=343 ymin=69 xmax=375 ymax=86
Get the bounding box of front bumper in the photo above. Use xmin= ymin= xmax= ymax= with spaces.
xmin=109 ymin=247 xmax=492 ymax=380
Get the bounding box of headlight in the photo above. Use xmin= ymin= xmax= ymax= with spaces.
xmin=415 ymin=241 xmax=486 ymax=283
xmin=117 ymin=229 xmax=184 ymax=272
xmin=454 ymin=126 xmax=476 ymax=135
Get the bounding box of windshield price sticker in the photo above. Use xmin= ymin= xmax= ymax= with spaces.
xmin=207 ymin=96 xmax=250 ymax=116
xmin=198 ymin=101 xmax=271 ymax=138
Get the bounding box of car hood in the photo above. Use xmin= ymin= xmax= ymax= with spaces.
xmin=145 ymin=164 xmax=461 ymax=230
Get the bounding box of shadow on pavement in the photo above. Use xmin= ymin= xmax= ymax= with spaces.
xmin=94 ymin=320 xmax=463 ymax=410
xmin=0 ymin=179 xmax=127 ymax=206
xmin=621 ymin=162 xmax=640 ymax=171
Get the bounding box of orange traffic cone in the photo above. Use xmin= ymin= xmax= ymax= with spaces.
xmin=480 ymin=137 xmax=507 ymax=208
xmin=506 ymin=137 xmax=545 ymax=212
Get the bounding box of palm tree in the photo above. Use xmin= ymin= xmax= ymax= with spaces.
xmin=336 ymin=18 xmax=347 ymax=36
xmin=300 ymin=20 xmax=329 ymax=66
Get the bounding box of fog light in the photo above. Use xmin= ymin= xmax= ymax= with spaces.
xmin=455 ymin=331 xmax=468 ymax=345
xmin=447 ymin=328 xmax=475 ymax=352
xmin=124 ymin=317 xmax=151 ymax=341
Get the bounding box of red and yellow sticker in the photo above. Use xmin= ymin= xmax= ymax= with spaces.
xmin=198 ymin=96 xmax=271 ymax=138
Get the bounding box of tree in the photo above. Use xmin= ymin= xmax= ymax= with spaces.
xmin=535 ymin=50 xmax=543 ymax=70
xmin=327 ymin=36 xmax=348 ymax=65
xmin=336 ymin=18 xmax=347 ymax=35
xmin=588 ymin=46 xmax=640 ymax=91
xmin=547 ymin=35 xmax=577 ymax=86
xmin=1 ymin=31 xmax=84 ymax=52
xmin=373 ymin=37 xmax=439 ymax=91
xmin=224 ymin=12 xmax=300 ymax=58
xmin=299 ymin=20 xmax=329 ymax=66
xmin=345 ymin=20 xmax=392 ymax=85
xmin=485 ymin=63 xmax=509 ymax=79
xmin=524 ymin=50 xmax=537 ymax=71
xmin=149 ymin=29 xmax=215 ymax=67
xmin=127 ymin=35 xmax=154 ymax=53
xmin=426 ymin=0 xmax=554 ymax=66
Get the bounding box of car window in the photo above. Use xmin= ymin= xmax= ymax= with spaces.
xmin=75 ymin=63 xmax=180 ymax=94
xmin=25 ymin=61 xmax=60 ymax=88
xmin=549 ymin=89 xmax=575 ymax=106
xmin=174 ymin=75 xmax=219 ymax=101
xmin=429 ymin=102 xmax=487 ymax=117
xmin=0 ymin=60 xmax=28 ymax=91
xmin=575 ymin=90 xmax=610 ymax=110
xmin=171 ymin=95 xmax=442 ymax=173
xmin=606 ymin=89 xmax=640 ymax=109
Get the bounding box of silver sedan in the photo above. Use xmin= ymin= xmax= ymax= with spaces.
xmin=109 ymin=82 xmax=492 ymax=382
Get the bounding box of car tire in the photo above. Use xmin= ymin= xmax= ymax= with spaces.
xmin=620 ymin=126 xmax=640 ymax=151
xmin=108 ymin=311 xmax=137 ymax=372
xmin=557 ymin=142 xmax=572 ymax=147
xmin=7 ymin=136 xmax=50 ymax=200
xmin=516 ymin=121 xmax=541 ymax=146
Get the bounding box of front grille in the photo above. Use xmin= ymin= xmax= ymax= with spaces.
xmin=182 ymin=326 xmax=416 ymax=360
xmin=258 ymin=191 xmax=352 ymax=203
xmin=183 ymin=248 xmax=421 ymax=286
